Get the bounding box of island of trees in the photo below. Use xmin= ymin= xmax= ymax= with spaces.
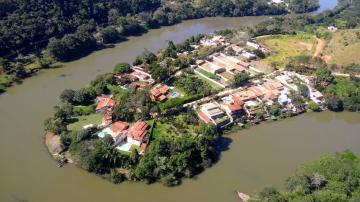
xmin=0 ymin=0 xmax=320 ymax=93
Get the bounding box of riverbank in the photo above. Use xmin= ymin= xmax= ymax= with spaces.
xmin=0 ymin=0 xmax=337 ymax=94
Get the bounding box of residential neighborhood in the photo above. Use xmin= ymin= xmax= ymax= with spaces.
xmin=83 ymin=33 xmax=327 ymax=157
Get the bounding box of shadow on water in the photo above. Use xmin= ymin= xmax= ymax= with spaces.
xmin=213 ymin=136 xmax=233 ymax=164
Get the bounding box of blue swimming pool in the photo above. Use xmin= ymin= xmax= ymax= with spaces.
xmin=170 ymin=92 xmax=180 ymax=98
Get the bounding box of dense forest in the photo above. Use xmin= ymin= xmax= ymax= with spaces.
xmin=1 ymin=0 xmax=326 ymax=93
xmin=0 ymin=0 xmax=290 ymax=61
xmin=252 ymin=151 xmax=360 ymax=202
xmin=249 ymin=0 xmax=360 ymax=37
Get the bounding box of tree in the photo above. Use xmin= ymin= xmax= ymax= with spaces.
xmin=254 ymin=49 xmax=266 ymax=59
xmin=142 ymin=50 xmax=157 ymax=64
xmin=163 ymin=41 xmax=177 ymax=58
xmin=259 ymin=187 xmax=281 ymax=201
xmin=73 ymin=88 xmax=96 ymax=105
xmin=150 ymin=64 xmax=169 ymax=82
xmin=308 ymin=101 xmax=321 ymax=112
xmin=60 ymin=89 xmax=76 ymax=103
xmin=113 ymin=63 xmax=131 ymax=74
xmin=227 ymin=47 xmax=236 ymax=56
xmin=269 ymin=103 xmax=281 ymax=116
xmin=315 ymin=67 xmax=334 ymax=91
xmin=112 ymin=104 xmax=135 ymax=122
xmin=325 ymin=94 xmax=343 ymax=112
xmin=0 ymin=57 xmax=10 ymax=73
xmin=231 ymin=72 xmax=250 ymax=88
xmin=101 ymin=27 xmax=122 ymax=44
xmin=44 ymin=117 xmax=67 ymax=134
xmin=108 ymin=9 xmax=119 ymax=25
xmin=298 ymin=84 xmax=310 ymax=98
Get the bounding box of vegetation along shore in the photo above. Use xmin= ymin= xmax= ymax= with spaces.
xmin=0 ymin=0 xmax=321 ymax=93
xmin=43 ymin=0 xmax=360 ymax=189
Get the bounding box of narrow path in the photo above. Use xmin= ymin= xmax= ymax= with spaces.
xmin=332 ymin=72 xmax=360 ymax=78
xmin=314 ymin=38 xmax=325 ymax=57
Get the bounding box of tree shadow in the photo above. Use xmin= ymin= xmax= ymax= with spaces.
xmin=212 ymin=136 xmax=233 ymax=164
xmin=67 ymin=117 xmax=79 ymax=124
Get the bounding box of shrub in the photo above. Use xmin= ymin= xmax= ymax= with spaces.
xmin=113 ymin=63 xmax=131 ymax=74
xmin=308 ymin=101 xmax=321 ymax=112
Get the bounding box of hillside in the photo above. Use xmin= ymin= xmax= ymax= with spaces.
xmin=322 ymin=29 xmax=360 ymax=66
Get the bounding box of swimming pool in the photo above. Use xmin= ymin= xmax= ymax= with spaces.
xmin=97 ymin=127 xmax=112 ymax=138
xmin=170 ymin=92 xmax=180 ymax=98
xmin=222 ymin=96 xmax=232 ymax=103
xmin=116 ymin=142 xmax=132 ymax=152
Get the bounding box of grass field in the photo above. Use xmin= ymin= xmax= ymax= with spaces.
xmin=322 ymin=29 xmax=360 ymax=66
xmin=68 ymin=113 xmax=102 ymax=132
xmin=257 ymin=34 xmax=317 ymax=67
xmin=195 ymin=74 xmax=223 ymax=91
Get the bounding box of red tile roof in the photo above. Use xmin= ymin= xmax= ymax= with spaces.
xmin=265 ymin=92 xmax=278 ymax=101
xmin=158 ymin=85 xmax=170 ymax=94
xmin=249 ymin=86 xmax=266 ymax=97
xmin=150 ymin=85 xmax=170 ymax=102
xmin=128 ymin=121 xmax=149 ymax=141
xmin=158 ymin=95 xmax=167 ymax=102
xmin=96 ymin=96 xmax=116 ymax=111
xmin=262 ymin=81 xmax=283 ymax=91
xmin=226 ymin=103 xmax=243 ymax=112
xmin=237 ymin=60 xmax=250 ymax=68
xmin=232 ymin=96 xmax=245 ymax=106
xmin=197 ymin=111 xmax=212 ymax=124
xmin=111 ymin=121 xmax=129 ymax=135
xmin=234 ymin=90 xmax=257 ymax=102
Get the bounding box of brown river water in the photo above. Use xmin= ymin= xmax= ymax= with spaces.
xmin=2 ymin=1 xmax=359 ymax=202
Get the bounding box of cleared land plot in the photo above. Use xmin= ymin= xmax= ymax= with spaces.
xmin=194 ymin=74 xmax=223 ymax=90
xmin=322 ymin=29 xmax=360 ymax=66
xmin=68 ymin=113 xmax=102 ymax=131
xmin=256 ymin=34 xmax=316 ymax=67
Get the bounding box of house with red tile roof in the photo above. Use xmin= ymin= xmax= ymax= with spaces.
xmin=150 ymin=85 xmax=170 ymax=102
xmin=221 ymin=102 xmax=244 ymax=118
xmin=110 ymin=121 xmax=130 ymax=139
xmin=234 ymin=90 xmax=258 ymax=102
xmin=96 ymin=95 xmax=116 ymax=113
xmin=127 ymin=121 xmax=150 ymax=146
xmin=249 ymin=86 xmax=266 ymax=98
xmin=262 ymin=80 xmax=284 ymax=91
xmin=197 ymin=111 xmax=212 ymax=124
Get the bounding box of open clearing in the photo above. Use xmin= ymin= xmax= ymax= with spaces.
xmin=256 ymin=34 xmax=317 ymax=67
xmin=322 ymin=29 xmax=360 ymax=66
xmin=67 ymin=113 xmax=102 ymax=132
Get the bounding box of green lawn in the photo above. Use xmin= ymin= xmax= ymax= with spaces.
xmin=256 ymin=34 xmax=316 ymax=67
xmin=195 ymin=74 xmax=223 ymax=91
xmin=152 ymin=122 xmax=176 ymax=139
xmin=196 ymin=68 xmax=221 ymax=81
xmin=68 ymin=113 xmax=102 ymax=132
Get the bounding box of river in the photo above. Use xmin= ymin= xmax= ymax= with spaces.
xmin=1 ymin=1 xmax=354 ymax=202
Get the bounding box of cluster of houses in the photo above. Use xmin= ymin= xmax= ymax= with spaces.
xmin=114 ymin=65 xmax=155 ymax=89
xmin=197 ymin=71 xmax=325 ymax=127
xmin=94 ymin=95 xmax=150 ymax=154
xmin=195 ymin=52 xmax=251 ymax=87
xmin=194 ymin=35 xmax=269 ymax=88
xmin=87 ymin=34 xmax=326 ymax=153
